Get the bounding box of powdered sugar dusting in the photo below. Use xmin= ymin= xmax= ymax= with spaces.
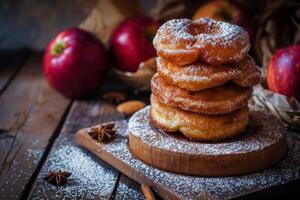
xmin=154 ymin=18 xmax=195 ymax=49
xmin=30 ymin=138 xmax=119 ymax=199
xmin=128 ymin=106 xmax=285 ymax=155
xmin=153 ymin=18 xmax=250 ymax=64
xmin=0 ymin=147 xmax=43 ymax=199
xmin=156 ymin=56 xmax=260 ymax=90
xmin=98 ymin=117 xmax=300 ymax=200
xmin=151 ymin=74 xmax=251 ymax=114
xmin=192 ymin=18 xmax=249 ymax=50
xmin=114 ymin=176 xmax=145 ymax=200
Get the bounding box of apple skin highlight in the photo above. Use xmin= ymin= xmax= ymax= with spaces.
xmin=44 ymin=28 xmax=108 ymax=98
xmin=109 ymin=16 xmax=160 ymax=72
xmin=267 ymin=44 xmax=300 ymax=100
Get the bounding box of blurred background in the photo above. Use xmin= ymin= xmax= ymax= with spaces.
xmin=0 ymin=0 xmax=300 ymax=128
xmin=1 ymin=0 xmax=299 ymax=63
xmin=1 ymin=0 xmax=298 ymax=57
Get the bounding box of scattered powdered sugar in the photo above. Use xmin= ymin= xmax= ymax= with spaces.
xmin=25 ymin=108 xmax=298 ymax=200
xmin=0 ymin=147 xmax=43 ymax=199
xmin=28 ymin=109 xmax=299 ymax=200
xmin=156 ymin=56 xmax=239 ymax=84
xmin=114 ymin=176 xmax=145 ymax=200
xmin=128 ymin=106 xmax=285 ymax=155
xmin=192 ymin=18 xmax=249 ymax=49
xmin=156 ymin=56 xmax=261 ymax=91
xmin=30 ymin=138 xmax=119 ymax=200
xmin=25 ymin=148 xmax=43 ymax=161
xmin=100 ymin=117 xmax=300 ymax=200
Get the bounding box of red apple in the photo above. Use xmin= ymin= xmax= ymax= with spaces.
xmin=44 ymin=28 xmax=108 ymax=98
xmin=193 ymin=0 xmax=254 ymax=42
xmin=109 ymin=16 xmax=160 ymax=72
xmin=267 ymin=44 xmax=300 ymax=100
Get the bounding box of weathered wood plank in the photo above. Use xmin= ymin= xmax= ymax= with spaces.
xmin=0 ymin=1 xmax=87 ymax=50
xmin=0 ymin=50 xmax=28 ymax=94
xmin=0 ymin=55 xmax=71 ymax=199
xmin=114 ymin=174 xmax=145 ymax=200
xmin=29 ymin=100 xmax=124 ymax=199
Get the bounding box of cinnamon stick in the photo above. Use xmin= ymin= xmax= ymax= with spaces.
xmin=141 ymin=184 xmax=156 ymax=200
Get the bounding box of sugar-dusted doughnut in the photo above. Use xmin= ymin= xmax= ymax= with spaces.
xmin=153 ymin=18 xmax=250 ymax=65
xmin=150 ymin=95 xmax=249 ymax=141
xmin=157 ymin=55 xmax=261 ymax=91
xmin=128 ymin=106 xmax=287 ymax=176
xmin=151 ymin=74 xmax=252 ymax=114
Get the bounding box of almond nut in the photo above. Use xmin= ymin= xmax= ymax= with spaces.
xmin=117 ymin=100 xmax=146 ymax=117
xmin=102 ymin=91 xmax=127 ymax=104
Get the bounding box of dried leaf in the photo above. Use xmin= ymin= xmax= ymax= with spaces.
xmin=252 ymin=84 xmax=300 ymax=131
xmin=254 ymin=0 xmax=300 ymax=69
xmin=113 ymin=57 xmax=156 ymax=91
xmin=79 ymin=0 xmax=142 ymax=43
xmin=102 ymin=91 xmax=127 ymax=104
xmin=150 ymin=0 xmax=186 ymax=21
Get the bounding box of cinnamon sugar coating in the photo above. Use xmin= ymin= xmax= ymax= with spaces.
xmin=157 ymin=55 xmax=261 ymax=91
xmin=150 ymin=95 xmax=249 ymax=141
xmin=151 ymin=74 xmax=252 ymax=114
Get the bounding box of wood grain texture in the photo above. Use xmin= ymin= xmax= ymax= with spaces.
xmin=141 ymin=184 xmax=156 ymax=200
xmin=129 ymin=106 xmax=287 ymax=176
xmin=0 ymin=55 xmax=71 ymax=199
xmin=75 ymin=122 xmax=179 ymax=200
xmin=0 ymin=50 xmax=28 ymax=94
xmin=75 ymin=120 xmax=300 ymax=200
xmin=29 ymin=100 xmax=124 ymax=199
xmin=0 ymin=0 xmax=87 ymax=50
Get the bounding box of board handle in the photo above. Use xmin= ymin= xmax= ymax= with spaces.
xmin=141 ymin=184 xmax=156 ymax=200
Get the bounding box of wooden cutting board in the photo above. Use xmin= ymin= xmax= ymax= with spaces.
xmin=128 ymin=107 xmax=287 ymax=176
xmin=75 ymin=117 xmax=300 ymax=200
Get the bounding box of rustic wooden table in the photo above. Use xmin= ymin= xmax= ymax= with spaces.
xmin=0 ymin=52 xmax=299 ymax=200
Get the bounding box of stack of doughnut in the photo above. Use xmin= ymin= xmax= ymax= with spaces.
xmin=150 ymin=18 xmax=261 ymax=141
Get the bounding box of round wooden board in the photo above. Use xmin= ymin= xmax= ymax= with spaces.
xmin=128 ymin=106 xmax=287 ymax=176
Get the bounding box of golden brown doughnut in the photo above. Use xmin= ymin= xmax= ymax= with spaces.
xmin=150 ymin=95 xmax=249 ymax=141
xmin=153 ymin=18 xmax=250 ymax=65
xmin=157 ymin=55 xmax=261 ymax=91
xmin=151 ymin=74 xmax=252 ymax=114
xmin=128 ymin=106 xmax=287 ymax=176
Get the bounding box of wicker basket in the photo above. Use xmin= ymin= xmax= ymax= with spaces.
xmin=252 ymin=0 xmax=300 ymax=131
xmin=252 ymin=85 xmax=300 ymax=131
xmin=112 ymin=58 xmax=156 ymax=91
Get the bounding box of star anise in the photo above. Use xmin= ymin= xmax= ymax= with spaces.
xmin=88 ymin=122 xmax=116 ymax=143
xmin=102 ymin=91 xmax=127 ymax=104
xmin=43 ymin=171 xmax=71 ymax=186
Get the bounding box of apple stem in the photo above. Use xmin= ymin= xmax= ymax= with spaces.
xmin=52 ymin=41 xmax=65 ymax=55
